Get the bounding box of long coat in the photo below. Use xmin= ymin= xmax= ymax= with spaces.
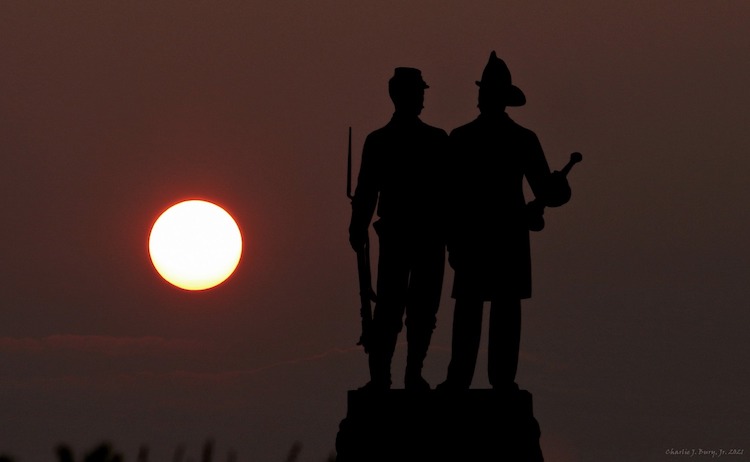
xmin=448 ymin=112 xmax=553 ymax=301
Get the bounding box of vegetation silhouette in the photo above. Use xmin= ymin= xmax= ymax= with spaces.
xmin=56 ymin=442 xmax=122 ymax=462
xmin=0 ymin=439 xmax=336 ymax=462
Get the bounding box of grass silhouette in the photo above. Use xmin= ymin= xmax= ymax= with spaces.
xmin=0 ymin=440 xmax=336 ymax=462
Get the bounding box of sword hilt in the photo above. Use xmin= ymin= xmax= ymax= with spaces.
xmin=560 ymin=152 xmax=582 ymax=176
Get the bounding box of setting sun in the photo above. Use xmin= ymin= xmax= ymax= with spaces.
xmin=148 ymin=200 xmax=242 ymax=291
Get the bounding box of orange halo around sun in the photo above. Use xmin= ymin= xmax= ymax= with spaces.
xmin=148 ymin=200 xmax=243 ymax=291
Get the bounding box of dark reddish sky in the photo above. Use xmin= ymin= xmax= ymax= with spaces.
xmin=2 ymin=2 xmax=749 ymax=461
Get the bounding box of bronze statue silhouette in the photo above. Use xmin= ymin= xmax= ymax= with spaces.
xmin=348 ymin=67 xmax=448 ymax=391
xmin=437 ymin=51 xmax=580 ymax=391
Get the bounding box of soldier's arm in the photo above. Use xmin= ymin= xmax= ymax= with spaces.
xmin=526 ymin=132 xmax=574 ymax=208
xmin=524 ymin=131 xmax=555 ymax=205
xmin=445 ymin=129 xmax=467 ymax=267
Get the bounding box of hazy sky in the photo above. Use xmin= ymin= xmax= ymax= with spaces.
xmin=2 ymin=1 xmax=749 ymax=461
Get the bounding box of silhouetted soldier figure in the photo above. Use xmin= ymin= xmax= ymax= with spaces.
xmin=349 ymin=67 xmax=448 ymax=391
xmin=438 ymin=52 xmax=570 ymax=392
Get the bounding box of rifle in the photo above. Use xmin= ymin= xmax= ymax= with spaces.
xmin=527 ymin=152 xmax=582 ymax=231
xmin=347 ymin=127 xmax=377 ymax=353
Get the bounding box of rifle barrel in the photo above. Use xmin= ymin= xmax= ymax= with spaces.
xmin=347 ymin=127 xmax=353 ymax=199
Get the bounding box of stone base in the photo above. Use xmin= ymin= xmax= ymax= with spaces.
xmin=335 ymin=388 xmax=544 ymax=462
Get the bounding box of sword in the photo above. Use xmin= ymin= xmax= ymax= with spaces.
xmin=347 ymin=127 xmax=377 ymax=353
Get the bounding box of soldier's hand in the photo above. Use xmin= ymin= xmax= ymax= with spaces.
xmin=526 ymin=200 xmax=545 ymax=231
xmin=543 ymin=172 xmax=572 ymax=208
xmin=349 ymin=228 xmax=368 ymax=251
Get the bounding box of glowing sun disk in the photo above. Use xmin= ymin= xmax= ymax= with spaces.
xmin=148 ymin=200 xmax=242 ymax=291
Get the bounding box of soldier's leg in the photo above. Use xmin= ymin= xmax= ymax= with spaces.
xmin=441 ymin=297 xmax=484 ymax=389
xmin=404 ymin=243 xmax=445 ymax=389
xmin=487 ymin=297 xmax=521 ymax=390
xmin=365 ymin=238 xmax=409 ymax=389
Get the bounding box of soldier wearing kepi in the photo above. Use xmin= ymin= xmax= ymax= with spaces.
xmin=437 ymin=52 xmax=571 ymax=392
xmin=349 ymin=67 xmax=448 ymax=391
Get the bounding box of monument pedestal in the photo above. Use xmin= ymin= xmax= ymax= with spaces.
xmin=335 ymin=388 xmax=544 ymax=462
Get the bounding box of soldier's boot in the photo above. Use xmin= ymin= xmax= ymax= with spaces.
xmin=436 ymin=298 xmax=482 ymax=391
xmin=488 ymin=298 xmax=522 ymax=392
xmin=361 ymin=332 xmax=397 ymax=391
xmin=404 ymin=329 xmax=432 ymax=391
